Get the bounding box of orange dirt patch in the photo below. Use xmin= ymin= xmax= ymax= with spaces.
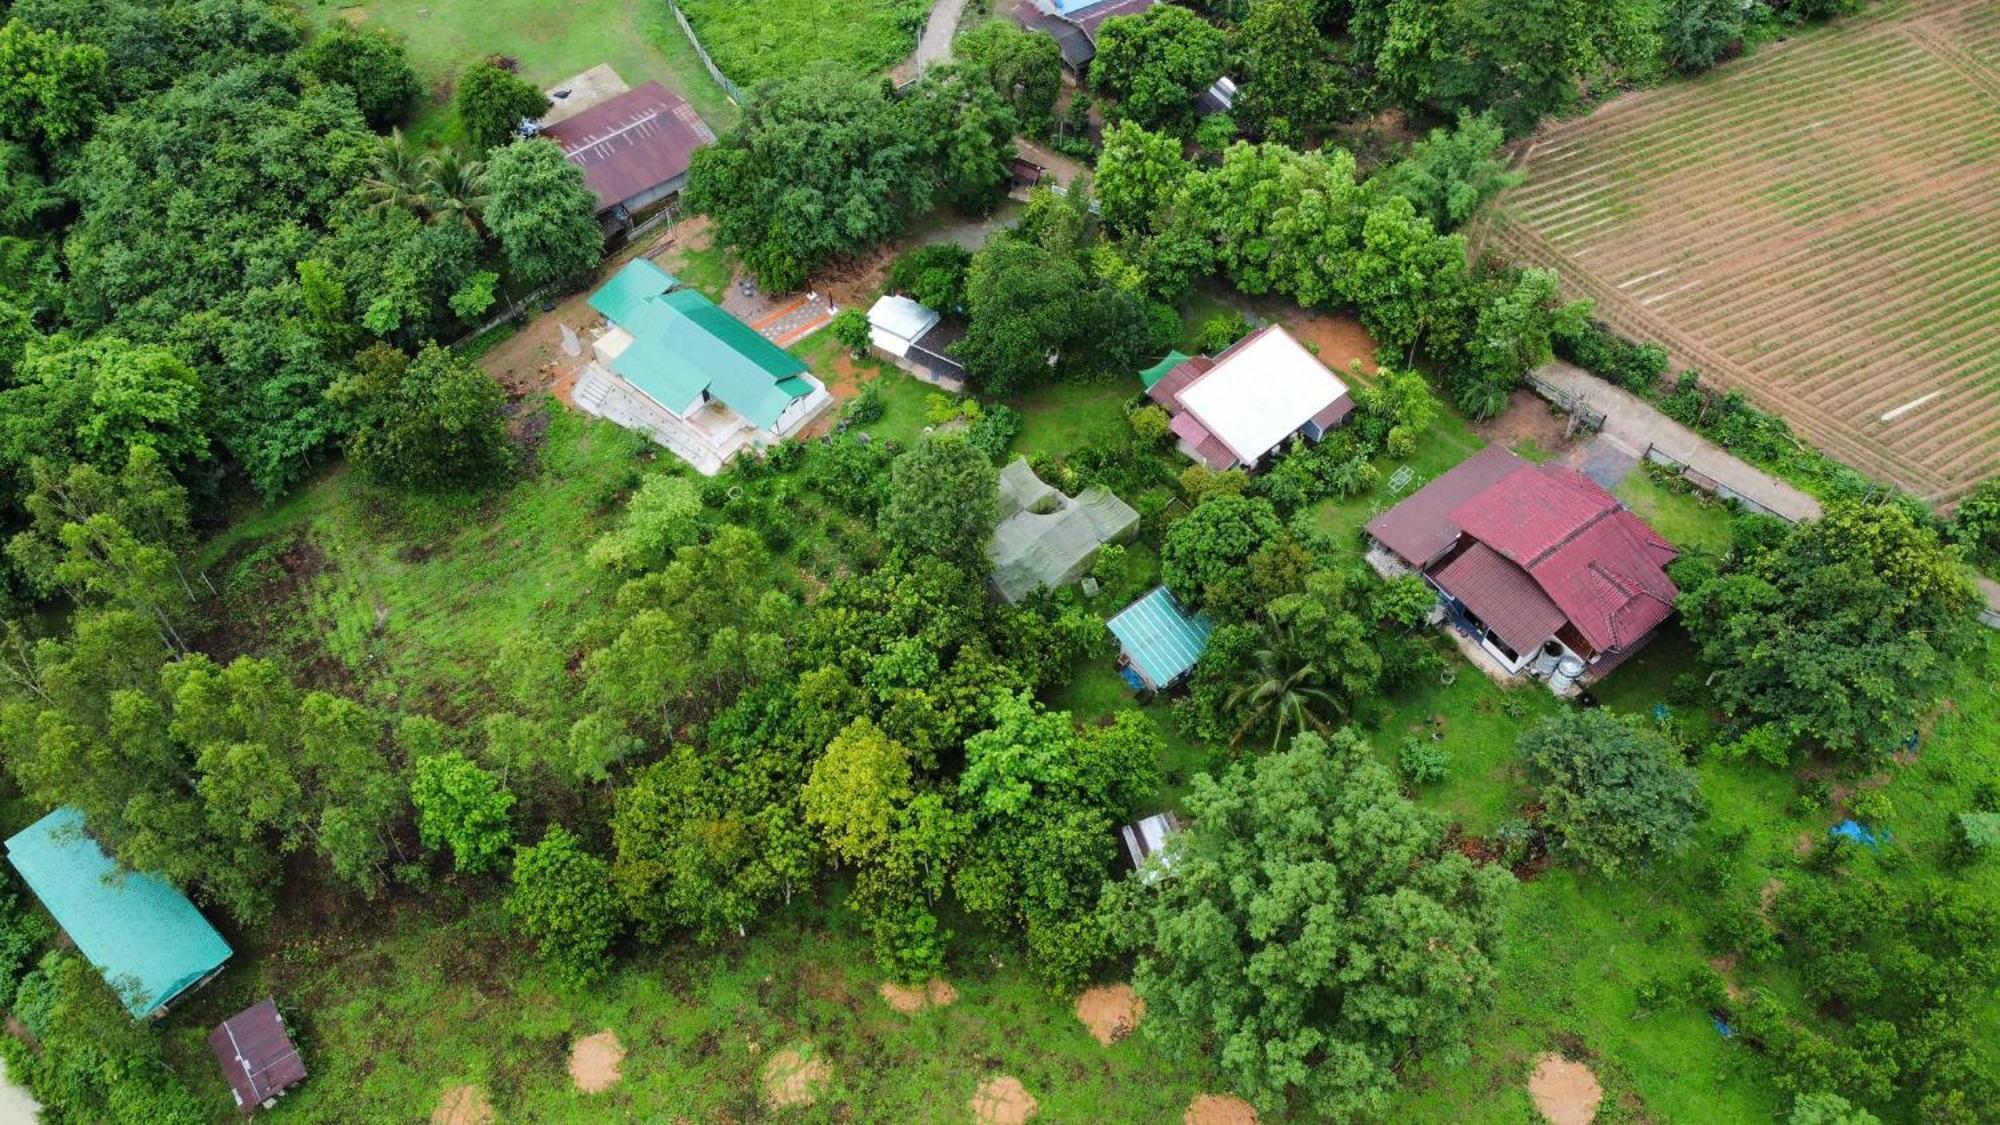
xmin=878 ymin=977 xmax=959 ymax=1014
xmin=1184 ymin=1093 xmax=1259 ymax=1125
xmin=569 ymin=1030 xmax=625 ymax=1094
xmin=335 ymin=6 xmax=367 ymax=24
xmin=1075 ymin=983 xmax=1145 ymax=1046
xmin=1267 ymin=308 xmax=1381 ymax=383
xmin=432 ymin=1084 xmax=494 ymax=1125
xmin=1527 ymin=1053 xmax=1603 ymax=1125
xmin=1477 ymin=389 xmax=1574 ymax=454
xmin=971 ymin=1075 xmax=1039 ymax=1125
xmin=761 ymin=1043 xmax=832 ymax=1109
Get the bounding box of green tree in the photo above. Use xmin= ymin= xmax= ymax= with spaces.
xmin=888 ymin=242 xmax=971 ymax=311
xmin=1095 ymin=121 xmax=1191 ymax=235
xmin=1679 ymin=503 xmax=1981 ymax=757
xmin=829 ymin=307 xmax=871 ymax=355
xmin=953 ymin=21 xmax=1063 ymax=135
xmin=1230 ymin=0 xmax=1349 ymax=144
xmin=1128 ymin=730 xmax=1512 ymax=1118
xmin=0 ymin=335 xmax=209 ymax=480
xmin=0 ymin=19 xmax=109 ymax=158
xmin=585 ymin=474 xmax=704 ymax=574
xmin=957 ymin=236 xmax=1090 ymax=392
xmin=1452 ymin=268 xmax=1589 ymax=419
xmin=1223 ymin=573 xmax=1382 ymax=747
xmin=482 ymin=138 xmax=602 ymax=290
xmin=1090 ymin=5 xmax=1228 ymax=135
xmin=802 ymin=717 xmax=915 ymax=865
xmin=456 ymin=60 xmax=549 ymax=149
xmin=332 ymin=342 xmax=511 ymax=491
xmin=1518 ymin=709 xmax=1705 ymax=874
xmin=879 ymin=432 xmax=1000 ymax=570
xmin=410 ymin=750 xmax=515 ymax=874
xmin=297 ymin=22 xmax=420 ymax=129
xmin=1949 ymin=477 xmax=2000 ymax=569
xmin=507 ymin=825 xmax=625 ymax=986
xmin=1658 ymin=0 xmax=1745 ymax=73
xmin=1371 ymin=110 xmax=1519 ymax=230
xmin=1160 ymin=492 xmax=1281 ymax=610
xmin=1788 ymin=1092 xmax=1881 ymax=1125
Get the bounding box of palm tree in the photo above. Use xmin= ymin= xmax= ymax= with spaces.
xmin=1225 ymin=609 xmax=1347 ymax=751
xmin=422 ymin=148 xmax=490 ymax=235
xmin=359 ymin=129 xmax=431 ymax=217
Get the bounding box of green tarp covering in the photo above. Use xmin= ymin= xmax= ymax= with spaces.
xmin=1138 ymin=350 xmax=1191 ymax=390
xmin=6 ymin=808 xmax=231 ymax=1017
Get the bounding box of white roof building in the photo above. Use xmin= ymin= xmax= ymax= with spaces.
xmin=1168 ymin=327 xmax=1353 ymax=467
xmin=866 ymin=295 xmax=940 ymax=358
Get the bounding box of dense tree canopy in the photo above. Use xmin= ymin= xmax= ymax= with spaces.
xmin=1090 ymin=5 xmax=1229 ymax=135
xmin=1518 ymin=709 xmax=1705 ymax=874
xmin=1678 ymin=502 xmax=1981 ymax=757
xmin=1128 ymin=730 xmax=1512 ymax=1118
xmin=482 ymin=138 xmax=603 ymax=291
xmin=296 ymin=22 xmax=419 ymax=129
xmin=507 ymin=825 xmax=625 ymax=986
xmin=332 ymin=342 xmax=512 ymax=491
xmin=455 ymin=61 xmax=548 ymax=150
xmin=879 ymin=432 xmax=1001 ymax=571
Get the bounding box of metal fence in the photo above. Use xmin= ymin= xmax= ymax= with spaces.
xmin=1639 ymin=442 xmax=1798 ymax=523
xmin=1524 ymin=369 xmax=1606 ymax=436
xmin=665 ymin=0 xmax=745 ymax=105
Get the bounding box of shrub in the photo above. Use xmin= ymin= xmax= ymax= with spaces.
xmin=843 ymin=380 xmax=886 ymax=425
xmin=1399 ymin=736 xmax=1450 ymax=786
xmin=830 ymin=308 xmax=870 ymax=354
xmin=1519 ymin=709 xmax=1705 ymax=875
xmin=966 ymin=403 xmax=1022 ymax=462
xmin=1948 ymin=811 xmax=2000 ymax=867
xmin=507 ymin=825 xmax=625 ymax=987
xmin=1192 ymin=311 xmax=1251 ymax=355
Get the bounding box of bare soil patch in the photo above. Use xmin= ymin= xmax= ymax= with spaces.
xmin=1075 ymin=983 xmax=1145 ymax=1045
xmin=971 ymin=1075 xmax=1040 ymax=1125
xmin=1759 ymin=877 xmax=1785 ymax=920
xmin=1527 ymin=1053 xmax=1603 ymax=1125
xmin=432 ymin=1084 xmax=495 ymax=1125
xmin=335 ymin=5 xmax=368 ymax=25
xmin=1266 ymin=308 xmax=1381 ymax=382
xmin=1184 ymin=1093 xmax=1260 ymax=1124
xmin=1478 ymin=390 xmax=1574 ymax=454
xmin=761 ymin=1043 xmax=832 ymax=1109
xmin=878 ymin=977 xmax=958 ymax=1014
xmin=569 ymin=1030 xmax=625 ymax=1094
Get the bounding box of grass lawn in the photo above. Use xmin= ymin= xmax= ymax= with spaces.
xmin=1615 ymin=469 xmax=1736 ymax=555
xmin=295 ymin=0 xmax=741 ymax=144
xmin=674 ymin=0 xmax=930 ymax=88
xmin=1009 ymin=379 xmax=1141 ymax=463
xmin=1309 ymin=409 xmax=1487 ymax=547
xmin=196 ymin=403 xmax=657 ymax=716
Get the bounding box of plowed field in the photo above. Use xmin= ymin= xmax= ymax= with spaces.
xmin=1481 ymin=0 xmax=2000 ymax=503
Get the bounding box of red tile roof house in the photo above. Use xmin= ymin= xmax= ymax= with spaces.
xmin=538 ymin=81 xmax=715 ymax=227
xmin=209 ymin=997 xmax=307 ymax=1113
xmin=1365 ymin=445 xmax=1680 ymax=691
xmin=1143 ymin=325 xmax=1355 ymax=470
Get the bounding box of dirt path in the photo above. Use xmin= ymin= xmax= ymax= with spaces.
xmin=879 ymin=977 xmax=959 ymax=1013
xmin=432 ymin=1085 xmax=494 ymax=1125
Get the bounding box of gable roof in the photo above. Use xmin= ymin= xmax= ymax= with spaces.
xmin=1432 ymin=541 xmax=1568 ymax=656
xmin=589 ymin=262 xmax=813 ymax=430
xmin=1108 ymin=586 xmax=1213 ymax=688
xmin=209 ymin=998 xmax=306 ymax=1112
xmin=539 ymin=81 xmax=715 ymax=212
xmin=1365 ymin=444 xmax=1522 ymax=568
xmin=989 ymin=459 xmax=1140 ymax=602
xmin=6 ymin=808 xmax=231 ymax=1017
xmin=1154 ymin=326 xmax=1351 ymax=468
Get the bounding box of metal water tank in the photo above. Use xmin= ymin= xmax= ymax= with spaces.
xmin=1532 ymin=640 xmax=1563 ymax=677
xmin=1550 ymin=654 xmax=1586 ymax=694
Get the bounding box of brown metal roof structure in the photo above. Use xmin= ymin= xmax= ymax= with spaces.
xmin=209 ymin=998 xmax=306 ymax=1114
xmin=1431 ymin=541 xmax=1568 ymax=656
xmin=539 ymin=82 xmax=715 ymax=213
xmin=1365 ymin=444 xmax=1522 ymax=568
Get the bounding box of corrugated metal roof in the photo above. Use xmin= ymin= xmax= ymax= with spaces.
xmin=1366 ymin=444 xmax=1522 ymax=568
xmin=6 ymin=808 xmax=231 ymax=1017
xmin=1108 ymin=586 xmax=1213 ymax=688
xmin=589 ymin=264 xmax=812 ymax=431
xmin=209 ymin=997 xmax=306 ymax=1112
xmin=1449 ymin=462 xmax=1620 ymax=569
xmin=1432 ymin=541 xmax=1568 ymax=655
xmin=539 ymin=81 xmax=714 ymax=212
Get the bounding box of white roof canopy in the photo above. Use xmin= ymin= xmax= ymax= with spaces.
xmin=1173 ymin=327 xmax=1349 ymax=464
xmin=867 ymin=295 xmax=939 ymax=345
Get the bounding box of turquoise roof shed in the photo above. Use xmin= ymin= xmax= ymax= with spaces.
xmin=588 ymin=261 xmax=813 ymax=431
xmin=6 ymin=808 xmax=231 ymax=1018
xmin=1108 ymin=586 xmax=1214 ymax=689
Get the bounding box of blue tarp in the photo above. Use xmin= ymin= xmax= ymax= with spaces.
xmin=1829 ymin=820 xmax=1882 ymax=849
xmin=1712 ymin=1015 xmax=1735 ymax=1039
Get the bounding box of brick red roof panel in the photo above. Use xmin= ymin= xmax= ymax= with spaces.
xmin=1448 ymin=462 xmax=1620 ymax=569
xmin=1432 ymin=541 xmax=1569 ymax=655
xmin=1365 ymin=444 xmax=1523 ymax=568
xmin=209 ymin=998 xmax=305 ymax=1113
xmin=539 ymin=82 xmax=714 ymax=212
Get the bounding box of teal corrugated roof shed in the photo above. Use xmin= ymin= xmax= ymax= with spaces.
xmin=1108 ymin=586 xmax=1214 ymax=689
xmin=1138 ymin=350 xmax=1191 ymax=390
xmin=589 ymin=262 xmax=811 ymax=431
xmin=6 ymin=808 xmax=231 ymax=1017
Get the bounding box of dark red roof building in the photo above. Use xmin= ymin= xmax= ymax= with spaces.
xmin=538 ymin=81 xmax=715 ymax=217
xmin=209 ymin=998 xmax=306 ymax=1114
xmin=1366 ymin=447 xmax=1678 ymax=687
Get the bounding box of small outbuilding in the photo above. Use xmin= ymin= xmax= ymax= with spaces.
xmin=1107 ymin=586 xmax=1213 ymax=690
xmin=4 ymin=807 xmax=232 ymax=1018
xmin=1119 ymin=811 xmax=1184 ymax=882
xmin=866 ymin=294 xmax=968 ymax=386
xmin=209 ymin=998 xmax=307 ymax=1114
xmin=988 ymin=458 xmax=1139 ymax=603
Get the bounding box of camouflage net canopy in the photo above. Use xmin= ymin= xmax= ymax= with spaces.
xmin=988 ymin=459 xmax=1140 ymax=603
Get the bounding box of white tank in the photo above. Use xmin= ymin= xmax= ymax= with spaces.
xmin=1550 ymin=654 xmax=1586 ymax=693
xmin=1532 ymin=641 xmax=1563 ymax=677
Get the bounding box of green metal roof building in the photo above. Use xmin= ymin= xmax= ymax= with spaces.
xmin=1108 ymin=586 xmax=1214 ymax=690
xmin=6 ymin=808 xmax=232 ymax=1018
xmin=587 ymin=260 xmax=815 ymax=431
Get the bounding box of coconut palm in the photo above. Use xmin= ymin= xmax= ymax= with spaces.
xmin=1225 ymin=608 xmax=1347 ymax=750
xmin=358 ymin=129 xmax=431 ymax=216
xmin=422 ymin=148 xmax=490 ymax=235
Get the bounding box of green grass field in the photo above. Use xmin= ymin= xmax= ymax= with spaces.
xmin=293 ymin=0 xmax=741 ymax=143
xmin=673 ymin=0 xmax=930 ymax=88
